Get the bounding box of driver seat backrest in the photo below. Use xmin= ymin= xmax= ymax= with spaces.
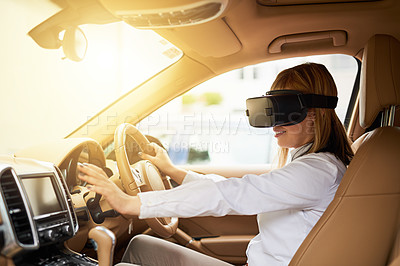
xmin=289 ymin=34 xmax=400 ymax=266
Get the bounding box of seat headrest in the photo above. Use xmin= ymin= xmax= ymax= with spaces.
xmin=359 ymin=34 xmax=400 ymax=128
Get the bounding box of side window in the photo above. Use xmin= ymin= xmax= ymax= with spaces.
xmin=137 ymin=54 xmax=358 ymax=165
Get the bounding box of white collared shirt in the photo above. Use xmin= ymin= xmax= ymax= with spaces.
xmin=139 ymin=145 xmax=346 ymax=266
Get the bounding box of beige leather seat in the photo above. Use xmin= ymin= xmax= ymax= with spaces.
xmin=289 ymin=34 xmax=400 ymax=266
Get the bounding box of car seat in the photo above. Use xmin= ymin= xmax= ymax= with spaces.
xmin=289 ymin=34 xmax=400 ymax=266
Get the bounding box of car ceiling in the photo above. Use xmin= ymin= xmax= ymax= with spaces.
xmin=35 ymin=0 xmax=400 ymax=76
xmin=151 ymin=0 xmax=400 ymax=74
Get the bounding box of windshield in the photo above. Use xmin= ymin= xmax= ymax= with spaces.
xmin=0 ymin=0 xmax=182 ymax=154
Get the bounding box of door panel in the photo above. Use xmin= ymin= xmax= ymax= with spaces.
xmin=179 ymin=216 xmax=257 ymax=264
xmin=180 ymin=216 xmax=258 ymax=238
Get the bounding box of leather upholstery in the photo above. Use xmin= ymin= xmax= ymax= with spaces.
xmin=389 ymin=256 xmax=400 ymax=266
xmin=388 ymin=215 xmax=400 ymax=265
xmin=350 ymin=130 xmax=371 ymax=153
xmin=359 ymin=35 xmax=400 ymax=128
xmin=291 ymin=34 xmax=400 ymax=266
xmin=290 ymin=127 xmax=400 ymax=266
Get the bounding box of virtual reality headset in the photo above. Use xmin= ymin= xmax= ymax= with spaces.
xmin=246 ymin=90 xmax=338 ymax=128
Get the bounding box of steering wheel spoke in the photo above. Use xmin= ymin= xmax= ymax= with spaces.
xmin=129 ymin=164 xmax=146 ymax=187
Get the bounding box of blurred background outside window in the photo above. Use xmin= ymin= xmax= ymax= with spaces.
xmin=137 ymin=55 xmax=358 ymax=166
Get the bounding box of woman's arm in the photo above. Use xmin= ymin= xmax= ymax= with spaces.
xmin=78 ymin=153 xmax=341 ymax=219
xmin=76 ymin=142 xmax=226 ymax=217
xmin=138 ymin=154 xmax=343 ymax=219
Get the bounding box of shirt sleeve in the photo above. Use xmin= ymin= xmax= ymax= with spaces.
xmin=139 ymin=154 xmax=342 ymax=219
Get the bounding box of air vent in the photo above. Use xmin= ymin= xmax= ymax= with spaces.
xmin=55 ymin=167 xmax=78 ymax=233
xmin=0 ymin=169 xmax=34 ymax=245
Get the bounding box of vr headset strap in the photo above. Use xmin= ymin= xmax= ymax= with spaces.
xmin=301 ymin=94 xmax=338 ymax=109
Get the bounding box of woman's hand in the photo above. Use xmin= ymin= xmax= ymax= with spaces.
xmin=77 ymin=163 xmax=141 ymax=216
xmin=139 ymin=143 xmax=188 ymax=184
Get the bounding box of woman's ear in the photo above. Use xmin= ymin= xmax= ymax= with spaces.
xmin=305 ymin=111 xmax=316 ymax=135
xmin=307 ymin=111 xmax=316 ymax=121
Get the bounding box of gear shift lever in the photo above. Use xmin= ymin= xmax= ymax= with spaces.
xmin=89 ymin=226 xmax=116 ymax=266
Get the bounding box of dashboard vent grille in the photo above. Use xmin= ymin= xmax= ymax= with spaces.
xmin=0 ymin=169 xmax=34 ymax=245
xmin=55 ymin=167 xmax=78 ymax=233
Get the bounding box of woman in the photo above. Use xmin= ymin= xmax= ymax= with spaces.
xmin=78 ymin=63 xmax=353 ymax=266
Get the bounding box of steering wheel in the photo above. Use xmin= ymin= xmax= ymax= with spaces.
xmin=114 ymin=123 xmax=178 ymax=238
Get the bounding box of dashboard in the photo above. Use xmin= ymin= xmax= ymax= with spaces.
xmin=0 ymin=156 xmax=94 ymax=265
xmin=0 ymin=137 xmax=154 ymax=265
xmin=0 ymin=138 xmax=114 ymax=265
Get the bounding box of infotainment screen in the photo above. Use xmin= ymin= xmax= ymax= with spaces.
xmin=21 ymin=176 xmax=63 ymax=217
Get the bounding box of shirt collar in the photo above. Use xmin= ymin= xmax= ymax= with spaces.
xmin=290 ymin=142 xmax=313 ymax=161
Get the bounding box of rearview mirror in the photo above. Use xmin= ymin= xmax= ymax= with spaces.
xmin=62 ymin=27 xmax=87 ymax=62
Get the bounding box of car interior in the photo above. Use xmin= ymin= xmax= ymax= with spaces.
xmin=0 ymin=0 xmax=400 ymax=265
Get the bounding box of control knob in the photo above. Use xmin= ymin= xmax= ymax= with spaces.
xmin=44 ymin=230 xmax=56 ymax=242
xmin=61 ymin=225 xmax=72 ymax=236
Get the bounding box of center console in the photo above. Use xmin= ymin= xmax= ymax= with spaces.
xmin=0 ymin=157 xmax=97 ymax=265
xmin=21 ymin=174 xmax=74 ymax=246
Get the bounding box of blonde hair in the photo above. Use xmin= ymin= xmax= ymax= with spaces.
xmin=270 ymin=63 xmax=354 ymax=168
